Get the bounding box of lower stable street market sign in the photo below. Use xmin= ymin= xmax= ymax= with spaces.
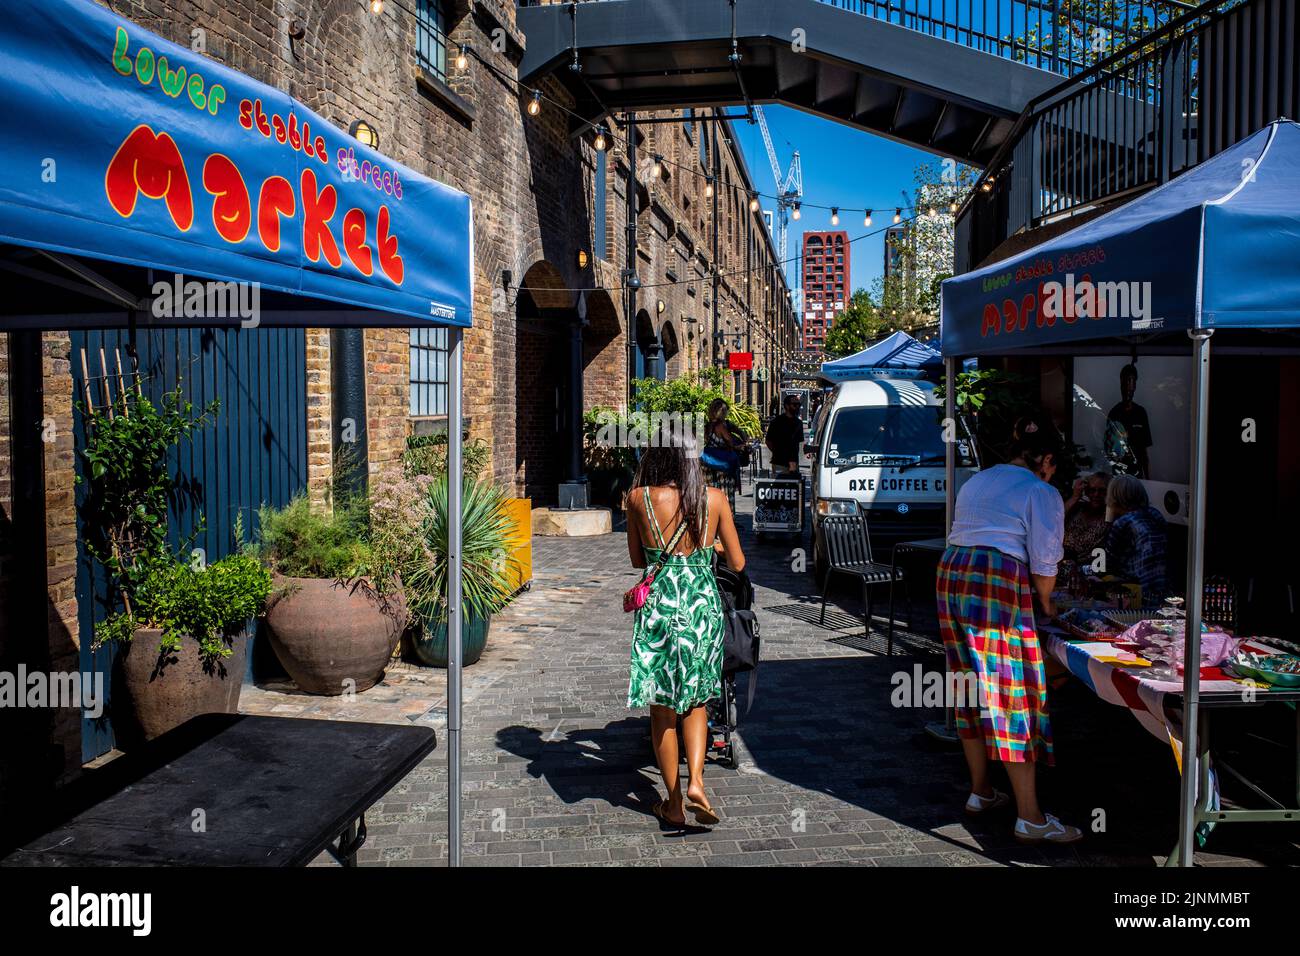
xmin=0 ymin=0 xmax=472 ymax=327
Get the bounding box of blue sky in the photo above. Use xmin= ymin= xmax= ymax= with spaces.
xmin=733 ymin=104 xmax=939 ymax=296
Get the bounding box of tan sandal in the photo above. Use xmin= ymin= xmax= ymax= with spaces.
xmin=652 ymin=800 xmax=687 ymax=830
xmin=687 ymin=801 xmax=721 ymax=825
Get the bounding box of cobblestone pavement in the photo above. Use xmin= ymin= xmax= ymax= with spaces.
xmin=242 ymin=479 xmax=1300 ymax=868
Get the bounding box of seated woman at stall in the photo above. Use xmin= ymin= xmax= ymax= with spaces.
xmin=1063 ymin=472 xmax=1110 ymax=563
xmin=1103 ymin=474 xmax=1168 ymax=605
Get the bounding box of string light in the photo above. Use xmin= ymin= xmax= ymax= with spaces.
xmin=981 ymin=178 xmax=994 ymax=193
xmin=927 ymin=204 xmax=937 ymax=217
xmin=369 ymin=0 xmax=383 ymax=12
xmin=455 ymin=46 xmax=468 ymax=71
xmin=438 ymin=32 xmax=941 ymax=302
xmin=949 ymin=200 xmax=959 ymax=213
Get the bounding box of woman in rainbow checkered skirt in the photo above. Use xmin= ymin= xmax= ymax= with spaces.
xmin=937 ymin=424 xmax=1083 ymax=845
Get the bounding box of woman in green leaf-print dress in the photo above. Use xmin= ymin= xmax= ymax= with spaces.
xmin=627 ymin=442 xmax=746 ymax=830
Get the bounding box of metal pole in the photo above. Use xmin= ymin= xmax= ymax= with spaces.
xmin=624 ymin=112 xmax=639 ymax=407
xmin=1177 ymin=327 xmax=1213 ymax=866
xmin=711 ymin=111 xmax=721 ymax=369
xmin=447 ymin=326 xmax=464 ymax=867
xmin=944 ymin=356 xmax=957 ymax=535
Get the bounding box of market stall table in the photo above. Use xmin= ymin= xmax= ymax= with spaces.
xmin=1041 ymin=621 xmax=1300 ymax=864
xmin=1 ymin=714 xmax=437 ymax=867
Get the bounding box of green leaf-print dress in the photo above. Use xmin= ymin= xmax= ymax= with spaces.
xmin=628 ymin=488 xmax=725 ymax=713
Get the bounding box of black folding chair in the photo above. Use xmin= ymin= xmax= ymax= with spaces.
xmin=818 ymin=515 xmax=904 ymax=646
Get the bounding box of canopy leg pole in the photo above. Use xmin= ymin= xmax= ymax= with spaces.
xmin=447 ymin=326 xmax=464 ymax=868
xmin=933 ymin=355 xmax=957 ymax=739
xmin=1177 ymin=328 xmax=1213 ymax=867
xmin=944 ymin=357 xmax=957 ymax=536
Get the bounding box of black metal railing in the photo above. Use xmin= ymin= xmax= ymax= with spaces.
xmin=956 ymin=0 xmax=1293 ymax=271
xmin=819 ymin=0 xmax=1195 ymax=75
xmin=519 ymin=0 xmax=1195 ymax=77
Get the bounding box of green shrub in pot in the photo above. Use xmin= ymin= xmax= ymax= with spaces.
xmin=77 ymin=382 xmax=269 ymax=742
xmin=254 ymin=490 xmax=408 ymax=696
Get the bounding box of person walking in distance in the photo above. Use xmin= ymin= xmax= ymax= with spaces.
xmin=764 ymin=393 xmax=804 ymax=476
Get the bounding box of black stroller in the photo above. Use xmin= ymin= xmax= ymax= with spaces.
xmin=706 ymin=560 xmax=759 ymax=768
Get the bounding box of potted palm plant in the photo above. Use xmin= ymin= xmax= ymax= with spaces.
xmin=393 ymin=474 xmax=514 ymax=668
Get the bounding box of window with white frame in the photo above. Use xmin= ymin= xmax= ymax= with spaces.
xmin=409 ymin=327 xmax=449 ymax=417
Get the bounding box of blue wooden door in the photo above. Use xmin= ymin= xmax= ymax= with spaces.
xmin=71 ymin=327 xmax=307 ymax=760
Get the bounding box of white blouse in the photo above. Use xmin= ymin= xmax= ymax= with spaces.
xmin=947 ymin=464 xmax=1065 ymax=576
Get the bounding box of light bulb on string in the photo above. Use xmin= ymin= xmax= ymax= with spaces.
xmin=830 ymin=207 xmax=839 ymax=226
xmin=593 ymin=127 xmax=607 ymax=151
xmin=791 ymin=202 xmax=801 ymax=220
xmin=705 ymin=176 xmax=715 ymax=198
xmin=749 ymin=192 xmax=759 ymax=212
xmin=455 ymin=46 xmax=468 ymax=71
xmin=650 ymin=154 xmax=664 ymax=179
xmin=864 ymin=209 xmax=872 ymax=227
xmin=949 ymin=200 xmax=959 ymax=214
xmin=527 ymin=90 xmax=541 ymax=116
xmin=369 ymin=0 xmax=383 ymax=12
xmin=893 ymin=208 xmax=902 ymax=224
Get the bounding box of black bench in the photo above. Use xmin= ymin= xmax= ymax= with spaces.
xmin=1 ymin=714 xmax=435 ymax=867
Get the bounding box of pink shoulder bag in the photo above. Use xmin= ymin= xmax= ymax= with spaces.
xmin=623 ymin=517 xmax=691 ymax=613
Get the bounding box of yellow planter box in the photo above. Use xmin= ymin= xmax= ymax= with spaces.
xmin=502 ymin=497 xmax=533 ymax=594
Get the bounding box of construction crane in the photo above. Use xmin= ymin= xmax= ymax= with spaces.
xmin=754 ymin=106 xmax=802 ymax=277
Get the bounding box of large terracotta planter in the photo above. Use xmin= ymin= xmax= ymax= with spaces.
xmin=114 ymin=628 xmax=246 ymax=745
xmin=410 ymin=610 xmax=491 ymax=668
xmin=263 ymin=576 xmax=406 ymax=695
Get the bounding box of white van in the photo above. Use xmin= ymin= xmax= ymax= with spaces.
xmin=808 ymin=376 xmax=977 ymax=578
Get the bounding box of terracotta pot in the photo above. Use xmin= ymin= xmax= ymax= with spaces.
xmin=114 ymin=628 xmax=246 ymax=745
xmin=410 ymin=609 xmax=491 ymax=668
xmin=263 ymin=575 xmax=406 ymax=695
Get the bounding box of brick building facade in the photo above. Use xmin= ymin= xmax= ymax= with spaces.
xmin=0 ymin=0 xmax=796 ymax=807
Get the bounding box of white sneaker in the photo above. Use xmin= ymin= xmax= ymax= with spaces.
xmin=964 ymin=789 xmax=1010 ymax=816
xmin=1014 ymin=813 xmax=1083 ymax=844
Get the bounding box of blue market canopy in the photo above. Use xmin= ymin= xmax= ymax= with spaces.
xmin=940 ymin=119 xmax=1300 ymax=357
xmin=819 ymin=330 xmax=943 ymax=381
xmin=0 ymin=0 xmax=472 ymax=330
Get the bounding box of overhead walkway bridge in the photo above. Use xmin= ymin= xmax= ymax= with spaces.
xmin=517 ymin=0 xmax=1190 ymax=166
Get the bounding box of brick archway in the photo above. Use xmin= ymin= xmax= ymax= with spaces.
xmin=515 ymin=262 xmax=576 ymax=504
xmin=581 ymin=289 xmax=622 ymax=411
xmin=659 ymin=319 xmax=682 ymax=379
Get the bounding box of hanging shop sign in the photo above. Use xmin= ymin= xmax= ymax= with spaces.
xmin=728 ymin=351 xmax=754 ymax=371
xmin=0 ymin=0 xmax=472 ymax=327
